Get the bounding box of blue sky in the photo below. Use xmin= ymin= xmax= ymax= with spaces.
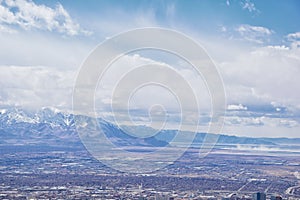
xmin=0 ymin=0 xmax=300 ymax=138
xmin=30 ymin=0 xmax=300 ymax=41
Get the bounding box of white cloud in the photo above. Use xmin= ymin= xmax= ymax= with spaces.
xmin=227 ymin=104 xmax=247 ymax=111
xmin=0 ymin=52 xmax=211 ymax=116
xmin=241 ymin=0 xmax=258 ymax=13
xmin=0 ymin=35 xmax=299 ymax=138
xmin=201 ymin=31 xmax=300 ymax=137
xmin=225 ymin=116 xmax=299 ymax=128
xmin=0 ymin=24 xmax=16 ymax=33
xmin=0 ymin=31 xmax=92 ymax=68
xmin=287 ymin=32 xmax=300 ymax=40
xmin=219 ymin=43 xmax=300 ymax=110
xmin=223 ymin=116 xmax=299 ymax=138
xmin=286 ymin=32 xmax=300 ymax=49
xmin=0 ymin=0 xmax=91 ymax=36
xmin=94 ymin=53 xmax=211 ymax=117
xmin=0 ymin=65 xmax=75 ymax=110
xmin=236 ymin=24 xmax=273 ymax=43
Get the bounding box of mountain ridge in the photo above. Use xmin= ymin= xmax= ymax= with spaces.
xmin=0 ymin=107 xmax=299 ymax=147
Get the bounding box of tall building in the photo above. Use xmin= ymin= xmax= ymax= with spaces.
xmin=252 ymin=192 xmax=266 ymax=200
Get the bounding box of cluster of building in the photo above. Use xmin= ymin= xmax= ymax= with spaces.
xmin=0 ymin=184 xmax=291 ymax=200
xmin=221 ymin=192 xmax=283 ymax=200
xmin=0 ymin=146 xmax=300 ymax=199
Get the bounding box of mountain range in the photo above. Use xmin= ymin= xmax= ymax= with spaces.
xmin=0 ymin=107 xmax=299 ymax=148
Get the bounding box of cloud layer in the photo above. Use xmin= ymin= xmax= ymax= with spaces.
xmin=236 ymin=24 xmax=273 ymax=43
xmin=0 ymin=65 xmax=75 ymax=110
xmin=0 ymin=0 xmax=90 ymax=35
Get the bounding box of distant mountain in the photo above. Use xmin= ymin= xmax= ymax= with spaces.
xmin=155 ymin=130 xmax=276 ymax=145
xmin=0 ymin=107 xmax=167 ymax=147
xmin=261 ymin=137 xmax=300 ymax=145
xmin=0 ymin=107 xmax=299 ymax=148
xmin=0 ymin=107 xmax=78 ymax=146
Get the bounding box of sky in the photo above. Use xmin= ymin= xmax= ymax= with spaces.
xmin=0 ymin=0 xmax=300 ymax=138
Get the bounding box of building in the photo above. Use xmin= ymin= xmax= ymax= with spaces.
xmin=252 ymin=192 xmax=266 ymax=200
xmin=271 ymin=196 xmax=282 ymax=200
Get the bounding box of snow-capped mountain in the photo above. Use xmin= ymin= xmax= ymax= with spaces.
xmin=0 ymin=107 xmax=75 ymax=127
xmin=0 ymin=107 xmax=79 ymax=146
xmin=0 ymin=107 xmax=167 ymax=147
xmin=1 ymin=107 xmax=299 ymax=148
